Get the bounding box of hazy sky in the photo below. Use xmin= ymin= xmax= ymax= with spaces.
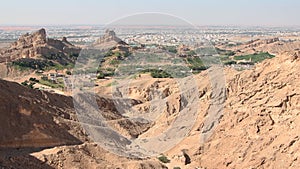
xmin=1 ymin=0 xmax=299 ymax=26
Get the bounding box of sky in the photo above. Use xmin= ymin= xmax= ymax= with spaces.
xmin=0 ymin=0 xmax=300 ymax=26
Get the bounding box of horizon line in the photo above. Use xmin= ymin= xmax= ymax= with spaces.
xmin=0 ymin=24 xmax=300 ymax=28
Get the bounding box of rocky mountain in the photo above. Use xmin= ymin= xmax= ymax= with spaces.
xmin=0 ymin=28 xmax=81 ymax=65
xmin=0 ymin=78 xmax=165 ymax=169
xmin=165 ymin=50 xmax=300 ymax=168
xmin=223 ymin=37 xmax=300 ymax=56
xmin=1 ymin=51 xmax=299 ymax=168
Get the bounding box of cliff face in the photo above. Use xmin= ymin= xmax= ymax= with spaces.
xmin=180 ymin=51 xmax=300 ymax=169
xmin=0 ymin=79 xmax=82 ymax=148
xmin=0 ymin=28 xmax=81 ymax=63
xmin=0 ymin=78 xmax=166 ymax=169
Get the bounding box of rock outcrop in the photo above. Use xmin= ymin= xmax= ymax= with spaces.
xmin=0 ymin=28 xmax=81 ymax=64
xmin=224 ymin=37 xmax=300 ymax=56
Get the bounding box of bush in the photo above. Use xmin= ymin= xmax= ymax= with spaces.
xmin=29 ymin=77 xmax=39 ymax=82
xmin=173 ymin=167 xmax=181 ymax=169
xmin=97 ymin=72 xmax=105 ymax=79
xmin=41 ymin=76 xmax=48 ymax=81
xmin=66 ymin=70 xmax=72 ymax=75
xmin=223 ymin=60 xmax=237 ymax=65
xmin=158 ymin=155 xmax=170 ymax=163
xmin=28 ymin=82 xmax=35 ymax=89
xmin=21 ymin=81 xmax=28 ymax=86
xmin=21 ymin=80 xmax=35 ymax=89
xmin=164 ymin=46 xmax=177 ymax=53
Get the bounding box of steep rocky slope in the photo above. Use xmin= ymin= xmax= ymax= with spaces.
xmin=0 ymin=28 xmax=80 ymax=64
xmin=182 ymin=51 xmax=300 ymax=168
xmin=92 ymin=50 xmax=300 ymax=169
xmin=0 ymin=79 xmax=164 ymax=169
xmin=223 ymin=37 xmax=300 ymax=56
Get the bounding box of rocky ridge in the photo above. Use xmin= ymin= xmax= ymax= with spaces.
xmin=0 ymin=28 xmax=81 ymax=64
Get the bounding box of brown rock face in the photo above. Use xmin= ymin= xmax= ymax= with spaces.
xmin=0 ymin=79 xmax=82 ymax=148
xmin=186 ymin=52 xmax=300 ymax=168
xmin=0 ymin=28 xmax=81 ymax=63
xmin=0 ymin=79 xmax=158 ymax=169
xmin=96 ymin=29 xmax=128 ymax=45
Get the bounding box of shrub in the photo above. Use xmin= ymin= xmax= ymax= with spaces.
xmin=29 ymin=77 xmax=39 ymax=82
xmin=28 ymin=82 xmax=35 ymax=89
xmin=97 ymin=72 xmax=105 ymax=79
xmin=21 ymin=81 xmax=28 ymax=86
xmin=223 ymin=60 xmax=237 ymax=65
xmin=66 ymin=70 xmax=72 ymax=75
xmin=41 ymin=76 xmax=48 ymax=81
xmin=164 ymin=46 xmax=177 ymax=53
xmin=21 ymin=80 xmax=35 ymax=89
xmin=158 ymin=155 xmax=170 ymax=163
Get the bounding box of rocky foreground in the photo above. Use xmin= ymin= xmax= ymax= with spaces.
xmin=0 ymin=48 xmax=300 ymax=168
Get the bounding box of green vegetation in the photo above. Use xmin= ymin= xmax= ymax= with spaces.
xmin=109 ymin=59 xmax=120 ymax=65
xmin=217 ymin=51 xmax=275 ymax=66
xmin=29 ymin=77 xmax=39 ymax=83
xmin=66 ymin=70 xmax=72 ymax=75
xmin=97 ymin=72 xmax=105 ymax=79
xmin=216 ymin=48 xmax=235 ymax=56
xmin=195 ymin=47 xmax=216 ymax=56
xmin=105 ymin=50 xmax=114 ymax=57
xmin=39 ymin=78 xmax=64 ymax=89
xmin=187 ymin=50 xmax=196 ymax=56
xmin=124 ymin=51 xmax=131 ymax=57
xmin=12 ymin=58 xmax=74 ymax=71
xmin=164 ymin=46 xmax=178 ymax=53
xmin=97 ymin=68 xmax=115 ymax=78
xmin=21 ymin=80 xmax=35 ymax=89
xmin=105 ymin=81 xmax=118 ymax=87
xmin=12 ymin=58 xmax=55 ymax=70
xmin=141 ymin=69 xmax=172 ymax=78
xmin=158 ymin=155 xmax=170 ymax=163
xmin=233 ymin=52 xmax=275 ymax=63
xmin=47 ymin=63 xmax=74 ymax=71
xmin=114 ymin=51 xmax=121 ymax=58
xmin=43 ymin=53 xmax=63 ymax=60
xmin=186 ymin=57 xmax=208 ymax=72
xmin=173 ymin=167 xmax=181 ymax=169
xmin=95 ymin=50 xmax=132 ymax=79
xmin=223 ymin=60 xmax=237 ymax=65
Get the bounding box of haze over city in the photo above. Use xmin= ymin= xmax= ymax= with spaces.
xmin=1 ymin=0 xmax=300 ymax=26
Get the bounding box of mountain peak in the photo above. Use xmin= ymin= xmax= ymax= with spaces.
xmin=0 ymin=28 xmax=80 ymax=63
